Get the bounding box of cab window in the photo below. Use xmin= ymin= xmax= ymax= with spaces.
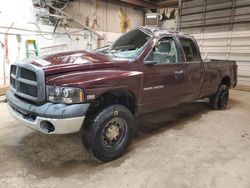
xmin=146 ymin=37 xmax=179 ymax=64
xmin=179 ymin=38 xmax=200 ymax=62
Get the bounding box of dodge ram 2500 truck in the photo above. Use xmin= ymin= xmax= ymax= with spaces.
xmin=7 ymin=27 xmax=237 ymax=162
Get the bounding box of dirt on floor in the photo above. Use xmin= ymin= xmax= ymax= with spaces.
xmin=0 ymin=90 xmax=250 ymax=188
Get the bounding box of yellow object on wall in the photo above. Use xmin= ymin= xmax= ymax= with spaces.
xmin=119 ymin=8 xmax=131 ymax=33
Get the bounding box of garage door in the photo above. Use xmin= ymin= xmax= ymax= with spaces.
xmin=179 ymin=0 xmax=250 ymax=87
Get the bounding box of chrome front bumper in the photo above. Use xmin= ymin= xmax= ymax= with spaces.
xmin=8 ymin=105 xmax=85 ymax=134
xmin=6 ymin=90 xmax=90 ymax=134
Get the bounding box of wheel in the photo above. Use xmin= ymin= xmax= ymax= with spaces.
xmin=209 ymin=84 xmax=229 ymax=109
xmin=82 ymin=104 xmax=134 ymax=162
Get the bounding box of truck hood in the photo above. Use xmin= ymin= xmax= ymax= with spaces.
xmin=45 ymin=68 xmax=143 ymax=101
xmin=28 ymin=50 xmax=130 ymax=75
xmin=46 ymin=69 xmax=142 ymax=89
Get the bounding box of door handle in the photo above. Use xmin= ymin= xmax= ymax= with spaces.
xmin=174 ymin=70 xmax=184 ymax=75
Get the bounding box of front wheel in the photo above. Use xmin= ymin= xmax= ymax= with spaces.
xmin=209 ymin=84 xmax=229 ymax=109
xmin=82 ymin=104 xmax=134 ymax=162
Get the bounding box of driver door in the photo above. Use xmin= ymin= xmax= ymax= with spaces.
xmin=139 ymin=36 xmax=184 ymax=114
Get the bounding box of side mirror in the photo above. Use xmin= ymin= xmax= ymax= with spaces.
xmin=144 ymin=60 xmax=158 ymax=65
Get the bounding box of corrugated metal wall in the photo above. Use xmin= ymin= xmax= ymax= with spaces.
xmin=179 ymin=0 xmax=250 ymax=86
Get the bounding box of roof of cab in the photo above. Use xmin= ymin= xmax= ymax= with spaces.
xmin=138 ymin=26 xmax=194 ymax=38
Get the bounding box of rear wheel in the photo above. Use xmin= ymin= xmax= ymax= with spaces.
xmin=82 ymin=104 xmax=134 ymax=162
xmin=209 ymin=84 xmax=229 ymax=109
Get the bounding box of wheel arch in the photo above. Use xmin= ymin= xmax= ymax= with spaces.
xmin=220 ymin=76 xmax=231 ymax=88
xmin=86 ymin=89 xmax=137 ymax=116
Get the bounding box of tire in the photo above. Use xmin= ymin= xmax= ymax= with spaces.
xmin=209 ymin=84 xmax=229 ymax=109
xmin=82 ymin=104 xmax=134 ymax=162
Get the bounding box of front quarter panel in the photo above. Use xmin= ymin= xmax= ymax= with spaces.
xmin=46 ymin=70 xmax=143 ymax=103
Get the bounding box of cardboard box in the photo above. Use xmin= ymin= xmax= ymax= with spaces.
xmin=0 ymin=85 xmax=9 ymax=96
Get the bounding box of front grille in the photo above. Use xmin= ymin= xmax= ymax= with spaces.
xmin=10 ymin=65 xmax=16 ymax=75
xmin=20 ymin=68 xmax=37 ymax=81
xmin=19 ymin=82 xmax=38 ymax=97
xmin=10 ymin=65 xmax=17 ymax=89
xmin=10 ymin=77 xmax=16 ymax=88
xmin=10 ymin=64 xmax=45 ymax=102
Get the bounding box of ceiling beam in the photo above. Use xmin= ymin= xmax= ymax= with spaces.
xmin=118 ymin=0 xmax=178 ymax=9
xmin=119 ymin=0 xmax=157 ymax=8
xmin=156 ymin=0 xmax=178 ymax=8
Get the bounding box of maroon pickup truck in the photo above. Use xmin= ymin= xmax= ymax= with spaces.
xmin=7 ymin=27 xmax=237 ymax=161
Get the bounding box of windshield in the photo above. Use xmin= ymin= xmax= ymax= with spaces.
xmin=97 ymin=29 xmax=151 ymax=60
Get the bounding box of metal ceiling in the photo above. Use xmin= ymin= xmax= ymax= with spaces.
xmin=118 ymin=0 xmax=178 ymax=9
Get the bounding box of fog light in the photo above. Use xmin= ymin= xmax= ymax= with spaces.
xmin=40 ymin=121 xmax=55 ymax=133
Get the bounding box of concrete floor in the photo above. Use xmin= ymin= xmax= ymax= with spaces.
xmin=0 ymin=90 xmax=250 ymax=188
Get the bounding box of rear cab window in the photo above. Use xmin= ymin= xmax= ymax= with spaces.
xmin=179 ymin=37 xmax=200 ymax=62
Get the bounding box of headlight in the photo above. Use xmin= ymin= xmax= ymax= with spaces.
xmin=46 ymin=86 xmax=84 ymax=104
